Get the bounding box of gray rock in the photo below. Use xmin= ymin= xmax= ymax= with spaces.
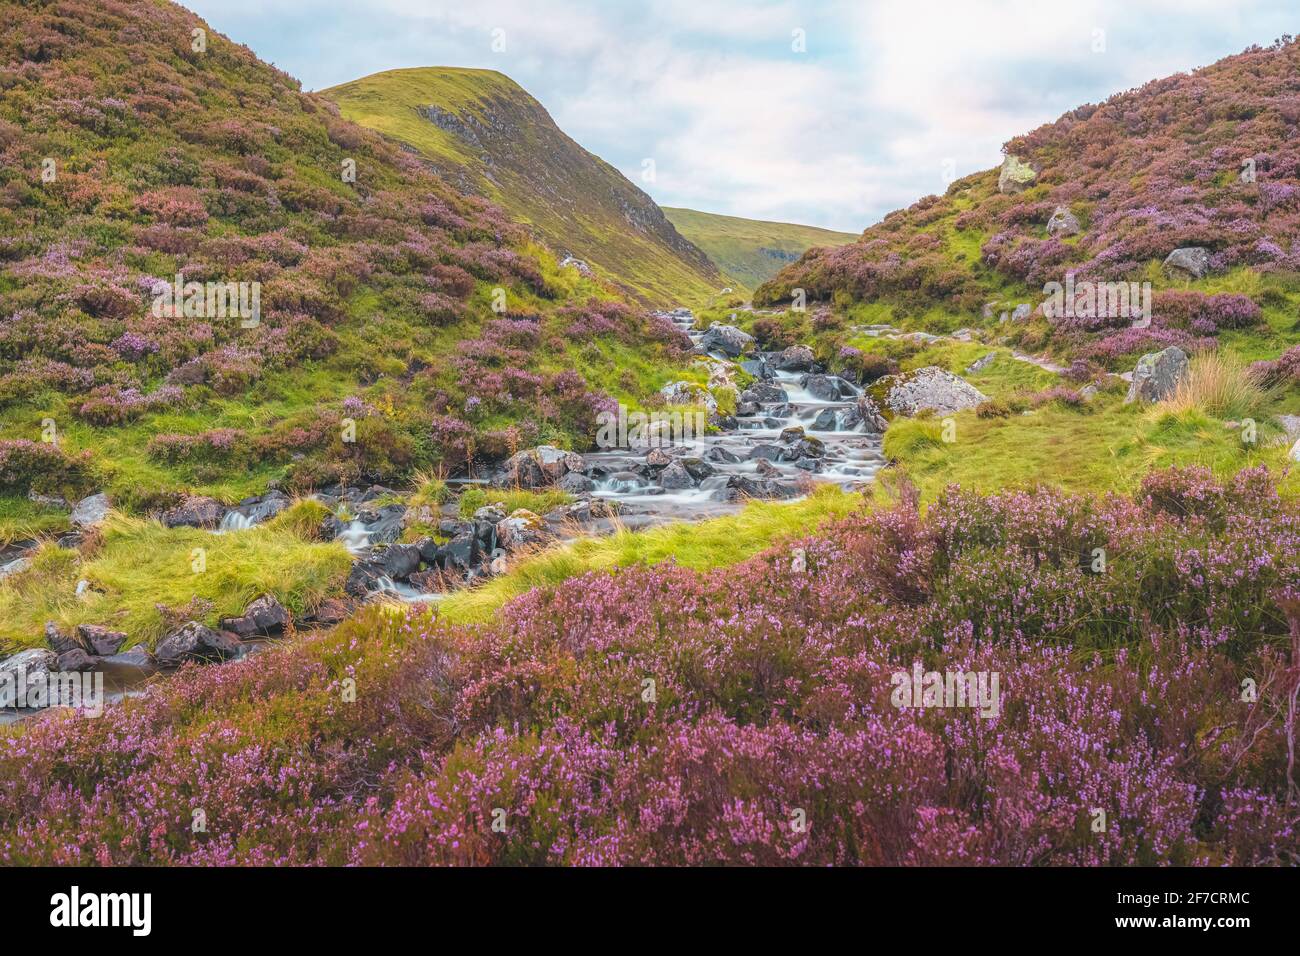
xmin=1011 ymin=304 xmax=1032 ymax=322
xmin=154 ymin=622 xmax=242 ymax=666
xmin=56 ymin=649 xmax=96 ymax=672
xmin=877 ymin=367 xmax=989 ymax=416
xmin=69 ymin=493 xmax=111 ymax=529
xmin=1124 ymin=347 xmax=1189 ymax=404
xmin=1163 ymin=247 xmax=1210 ymax=279
xmin=658 ymin=381 xmax=716 ymax=412
xmin=0 ymin=557 xmax=29 ymax=581
xmin=557 ymin=471 xmax=595 ymax=493
xmin=658 ymin=461 xmax=695 ymax=490
xmin=966 ymin=353 xmax=996 ymax=374
xmin=1046 ymin=205 xmax=1081 ymax=237
xmin=0 ymin=649 xmax=58 ymax=707
xmin=741 ymin=382 xmax=789 ymax=404
xmin=772 ymin=344 xmax=815 ymax=371
xmin=699 ymin=323 xmax=754 ymax=358
xmin=220 ymin=594 xmax=291 ymax=637
xmin=76 ymin=624 xmax=126 ymax=656
xmin=997 ymin=154 xmax=1038 ymax=194
xmin=161 ymin=496 xmax=224 ymax=529
xmin=802 ymin=374 xmax=851 ymax=401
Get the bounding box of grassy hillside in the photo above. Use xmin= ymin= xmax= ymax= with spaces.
xmin=321 ymin=67 xmax=724 ymax=306
xmin=663 ymin=206 xmax=858 ymax=290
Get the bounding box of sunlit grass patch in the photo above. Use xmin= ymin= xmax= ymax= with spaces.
xmin=438 ymin=484 xmax=863 ymax=624
xmin=0 ymin=513 xmax=351 ymax=651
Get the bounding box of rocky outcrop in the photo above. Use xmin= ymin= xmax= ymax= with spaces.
xmin=161 ymin=496 xmax=224 ymax=529
xmin=997 ymin=154 xmax=1038 ymax=194
xmin=154 ymin=622 xmax=242 ymax=666
xmin=0 ymin=649 xmax=58 ymax=707
xmin=874 ymin=367 xmax=988 ymax=417
xmin=698 ymin=323 xmax=754 ymax=358
xmin=1124 ymin=347 xmax=1189 ymax=404
xmin=1045 ymin=206 xmax=1080 ymax=237
xmin=1163 ymin=247 xmax=1210 ymax=279
xmin=659 ymin=381 xmax=717 ymax=411
xmin=69 ymin=493 xmax=111 ymax=529
xmin=219 ymin=594 xmax=290 ymax=638
xmin=494 ymin=446 xmax=586 ymax=489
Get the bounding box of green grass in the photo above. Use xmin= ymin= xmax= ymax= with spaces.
xmin=437 ymin=484 xmax=863 ymax=624
xmin=882 ymin=386 xmax=1295 ymax=501
xmin=321 ymin=68 xmax=726 ymax=306
xmin=0 ymin=513 xmax=352 ymax=650
xmin=0 ymin=496 xmax=69 ymax=546
xmin=457 ymin=486 xmax=573 ymax=519
xmin=661 ymin=206 xmax=858 ymax=290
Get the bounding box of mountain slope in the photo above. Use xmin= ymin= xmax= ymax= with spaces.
xmin=754 ymin=36 xmax=1300 ymax=371
xmin=663 ymin=207 xmax=858 ymax=289
xmin=320 ymin=67 xmax=723 ymax=305
xmin=0 ymin=0 xmax=697 ymax=525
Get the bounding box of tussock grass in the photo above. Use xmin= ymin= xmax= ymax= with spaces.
xmin=0 ymin=514 xmax=351 ymax=650
xmin=457 ymin=486 xmax=573 ymax=519
xmin=1163 ymin=351 xmax=1278 ymax=420
xmin=437 ymin=484 xmax=863 ymax=624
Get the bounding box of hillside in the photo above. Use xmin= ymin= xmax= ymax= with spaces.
xmin=0 ymin=0 xmax=710 ymax=640
xmin=754 ymin=36 xmax=1300 ymax=377
xmin=320 ymin=67 xmax=724 ymax=305
xmin=663 ymin=206 xmax=858 ymax=289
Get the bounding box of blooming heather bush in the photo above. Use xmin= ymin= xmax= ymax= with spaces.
xmin=0 ymin=439 xmax=96 ymax=496
xmin=0 ymin=469 xmax=1296 ymax=865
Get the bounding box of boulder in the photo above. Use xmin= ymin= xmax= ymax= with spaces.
xmin=658 ymin=460 xmax=695 ymax=490
xmin=495 ymin=446 xmax=585 ymax=489
xmin=659 ymin=381 xmax=717 ymax=412
xmin=345 ymin=561 xmax=387 ymax=597
xmin=678 ymin=457 xmax=715 ymax=481
xmin=645 ymin=447 xmax=673 ymax=468
xmin=741 ymin=382 xmax=789 ymax=404
xmin=1124 ymin=347 xmax=1189 ymax=404
xmin=1045 ymin=206 xmax=1080 ymax=237
xmin=703 ymin=446 xmax=741 ymax=464
xmin=966 ymin=353 xmax=995 ymax=375
xmin=44 ymin=622 xmax=86 ymax=656
xmin=161 ymin=496 xmax=223 ymax=529
xmin=76 ymin=624 xmax=127 ymax=656
xmin=810 ymin=408 xmax=840 ymax=431
xmin=496 ymin=510 xmax=548 ymax=550
xmin=802 ymin=374 xmax=852 ymax=401
xmin=772 ymin=345 xmax=815 ymax=372
xmin=377 ymin=543 xmax=422 ymax=581
xmin=748 ymin=444 xmax=783 ymax=461
xmin=557 ymin=471 xmax=595 ymax=494
xmin=997 ymin=154 xmax=1038 ymax=194
xmin=876 ymin=367 xmax=988 ymax=416
xmin=699 ymin=323 xmax=754 ymax=358
xmin=220 ymin=594 xmax=291 ymax=637
xmin=0 ymin=557 xmax=29 ymax=580
xmin=360 ymin=505 xmax=406 ymax=545
xmin=69 ymin=493 xmax=111 ymax=529
xmin=0 ymin=649 xmax=58 ymax=707
xmin=55 ymin=649 xmax=97 ymax=673
xmin=153 ymin=622 xmax=241 ymax=667
xmin=1163 ymin=247 xmax=1210 ymax=279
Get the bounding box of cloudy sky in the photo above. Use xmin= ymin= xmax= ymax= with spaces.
xmin=186 ymin=0 xmax=1296 ymax=232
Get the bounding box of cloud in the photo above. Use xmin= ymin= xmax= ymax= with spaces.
xmin=186 ymin=0 xmax=1299 ymax=231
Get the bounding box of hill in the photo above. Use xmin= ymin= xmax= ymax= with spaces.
xmin=754 ymin=36 xmax=1300 ymax=374
xmin=320 ymin=67 xmax=724 ymax=305
xmin=0 ymin=1 xmax=699 ymax=546
xmin=663 ymin=206 xmax=858 ymax=289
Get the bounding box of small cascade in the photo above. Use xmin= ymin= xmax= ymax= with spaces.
xmin=217 ymin=510 xmax=255 ymax=533
xmin=337 ymin=520 xmax=371 ymax=554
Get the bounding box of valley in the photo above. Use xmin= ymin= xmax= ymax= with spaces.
xmin=0 ymin=0 xmax=1297 ymax=870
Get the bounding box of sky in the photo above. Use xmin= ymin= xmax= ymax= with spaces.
xmin=186 ymin=0 xmax=1297 ymax=232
